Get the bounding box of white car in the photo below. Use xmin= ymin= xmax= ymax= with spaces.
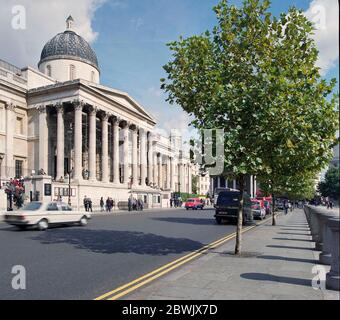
xmin=3 ymin=201 xmax=91 ymax=231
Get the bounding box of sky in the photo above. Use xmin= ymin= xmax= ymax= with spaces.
xmin=0 ymin=0 xmax=338 ymax=140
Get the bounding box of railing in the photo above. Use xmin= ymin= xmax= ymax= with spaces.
xmin=0 ymin=59 xmax=24 ymax=76
xmin=304 ymin=205 xmax=340 ymax=291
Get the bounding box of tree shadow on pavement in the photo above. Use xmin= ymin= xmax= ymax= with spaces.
xmin=272 ymin=237 xmax=313 ymax=242
xmin=280 ymin=228 xmax=311 ymax=232
xmin=278 ymin=232 xmax=311 ymax=236
xmin=240 ymin=273 xmax=311 ymax=287
xmin=267 ymin=245 xmax=314 ymax=250
xmin=30 ymin=229 xmax=203 ymax=255
xmin=258 ymin=255 xmax=317 ymax=264
xmin=151 ymin=217 xmax=216 ymax=226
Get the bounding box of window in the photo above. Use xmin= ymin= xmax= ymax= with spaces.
xmin=15 ymin=160 xmax=23 ymax=178
xmin=47 ymin=203 xmax=59 ymax=211
xmin=22 ymin=202 xmax=42 ymax=211
xmin=91 ymin=71 xmax=95 ymax=82
xmin=46 ymin=65 xmax=51 ymax=77
xmin=70 ymin=64 xmax=76 ymax=80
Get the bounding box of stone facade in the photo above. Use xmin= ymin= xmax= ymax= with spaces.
xmin=0 ymin=18 xmax=192 ymax=210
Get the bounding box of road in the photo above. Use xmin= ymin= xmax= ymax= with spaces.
xmin=0 ymin=208 xmax=237 ymax=300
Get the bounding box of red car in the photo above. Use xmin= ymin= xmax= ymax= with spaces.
xmin=185 ymin=198 xmax=204 ymax=210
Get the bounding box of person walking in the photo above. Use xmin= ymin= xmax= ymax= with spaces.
xmin=170 ymin=198 xmax=173 ymax=208
xmin=83 ymin=196 xmax=88 ymax=212
xmin=284 ymin=200 xmax=289 ymax=215
xmin=128 ymin=197 xmax=132 ymax=212
xmin=106 ymin=197 xmax=111 ymax=213
xmin=88 ymin=198 xmax=93 ymax=212
xmin=100 ymin=197 xmax=105 ymax=212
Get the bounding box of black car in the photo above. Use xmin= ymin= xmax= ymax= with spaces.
xmin=214 ymin=190 xmax=254 ymax=225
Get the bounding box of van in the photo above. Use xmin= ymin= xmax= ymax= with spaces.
xmin=214 ymin=190 xmax=254 ymax=225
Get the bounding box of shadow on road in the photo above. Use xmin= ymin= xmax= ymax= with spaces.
xmin=31 ymin=229 xmax=204 ymax=255
xmin=151 ymin=217 xmax=216 ymax=226
xmin=258 ymin=255 xmax=317 ymax=264
xmin=240 ymin=273 xmax=312 ymax=287
xmin=280 ymin=228 xmax=310 ymax=232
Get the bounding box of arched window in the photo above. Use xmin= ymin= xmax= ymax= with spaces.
xmin=91 ymin=71 xmax=95 ymax=82
xmin=70 ymin=64 xmax=76 ymax=80
xmin=46 ymin=65 xmax=51 ymax=77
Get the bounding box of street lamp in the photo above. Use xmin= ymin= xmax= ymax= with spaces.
xmin=0 ymin=154 xmax=4 ymax=189
xmin=67 ymin=169 xmax=73 ymax=206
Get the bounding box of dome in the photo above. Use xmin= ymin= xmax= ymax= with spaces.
xmin=38 ymin=29 xmax=99 ymax=71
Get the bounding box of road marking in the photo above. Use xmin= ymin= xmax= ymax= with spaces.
xmin=95 ymin=216 xmax=272 ymax=300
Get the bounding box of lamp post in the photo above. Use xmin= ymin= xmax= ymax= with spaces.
xmin=0 ymin=154 xmax=4 ymax=189
xmin=67 ymin=170 xmax=73 ymax=206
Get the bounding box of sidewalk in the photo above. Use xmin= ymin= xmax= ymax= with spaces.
xmin=125 ymin=209 xmax=340 ymax=300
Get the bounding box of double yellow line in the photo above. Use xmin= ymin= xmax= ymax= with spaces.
xmin=95 ymin=218 xmax=270 ymax=300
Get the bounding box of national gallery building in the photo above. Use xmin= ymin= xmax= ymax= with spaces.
xmin=0 ymin=16 xmax=192 ymax=209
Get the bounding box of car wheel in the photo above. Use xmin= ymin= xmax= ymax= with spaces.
xmin=216 ymin=217 xmax=222 ymax=225
xmin=37 ymin=219 xmax=48 ymax=231
xmin=17 ymin=226 xmax=27 ymax=231
xmin=186 ymin=208 xmax=189 ymax=210
xmin=79 ymin=216 xmax=88 ymax=226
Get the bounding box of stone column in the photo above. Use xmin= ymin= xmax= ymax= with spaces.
xmin=56 ymin=104 xmax=64 ymax=180
xmin=113 ymin=118 xmax=120 ymax=184
xmin=326 ymin=218 xmax=340 ymax=291
xmin=253 ymin=176 xmax=257 ymax=197
xmin=73 ymin=100 xmax=83 ymax=181
xmin=250 ymin=175 xmax=254 ymax=197
xmin=158 ymin=154 xmax=163 ymax=189
xmin=123 ymin=122 xmax=130 ymax=184
xmin=147 ymin=132 xmax=153 ymax=186
xmin=88 ymin=106 xmax=97 ymax=181
xmin=166 ymin=156 xmax=171 ymax=189
xmin=170 ymin=157 xmax=176 ymax=190
xmin=132 ymin=126 xmax=138 ymax=187
xmin=233 ymin=179 xmax=237 ymax=189
xmin=5 ymin=102 xmax=15 ymax=178
xmin=38 ymin=105 xmax=48 ymax=174
xmin=140 ymin=128 xmax=147 ymax=187
xmin=101 ymin=113 xmax=109 ymax=183
xmin=153 ymin=153 xmax=158 ymax=188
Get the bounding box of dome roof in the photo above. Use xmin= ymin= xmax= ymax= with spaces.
xmin=38 ymin=30 xmax=99 ymax=71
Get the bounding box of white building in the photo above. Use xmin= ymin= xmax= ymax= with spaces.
xmin=0 ymin=16 xmax=192 ymax=210
xmin=192 ymin=165 xmax=211 ymax=196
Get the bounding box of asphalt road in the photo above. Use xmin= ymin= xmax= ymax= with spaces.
xmin=0 ymin=208 xmax=237 ymax=300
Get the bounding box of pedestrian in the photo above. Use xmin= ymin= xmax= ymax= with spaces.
xmin=284 ymin=201 xmax=289 ymax=215
xmin=138 ymin=199 xmax=144 ymax=211
xmin=128 ymin=197 xmax=132 ymax=212
xmin=100 ymin=197 xmax=105 ymax=212
xmin=88 ymin=198 xmax=93 ymax=212
xmin=170 ymin=198 xmax=173 ymax=208
xmin=330 ymin=201 xmax=334 ymax=209
xmin=83 ymin=196 xmax=88 ymax=212
xmin=106 ymin=197 xmax=111 ymax=212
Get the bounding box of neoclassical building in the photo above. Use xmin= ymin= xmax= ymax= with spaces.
xmin=0 ymin=16 xmax=192 ymax=209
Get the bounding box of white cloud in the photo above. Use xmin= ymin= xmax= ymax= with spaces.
xmin=0 ymin=0 xmax=107 ymax=68
xmin=304 ymin=0 xmax=339 ymax=75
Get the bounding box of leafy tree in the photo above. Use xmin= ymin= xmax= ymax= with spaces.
xmin=161 ymin=0 xmax=338 ymax=254
xmin=192 ymin=175 xmax=199 ymax=194
xmin=318 ymin=167 xmax=340 ymax=200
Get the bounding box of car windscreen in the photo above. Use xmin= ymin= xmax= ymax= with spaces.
xmin=21 ymin=202 xmax=42 ymax=211
xmin=217 ymin=192 xmax=239 ymax=205
xmin=187 ymin=199 xmax=195 ymax=202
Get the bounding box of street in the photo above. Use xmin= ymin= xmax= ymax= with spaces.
xmin=0 ymin=208 xmax=236 ymax=300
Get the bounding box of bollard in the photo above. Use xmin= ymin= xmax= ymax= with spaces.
xmin=309 ymin=210 xmax=320 ymax=244
xmin=326 ymin=218 xmax=340 ymax=291
xmin=319 ymin=217 xmax=334 ymax=265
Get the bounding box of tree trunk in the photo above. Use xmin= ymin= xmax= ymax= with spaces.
xmin=272 ymin=193 xmax=276 ymax=226
xmin=235 ymin=175 xmax=245 ymax=255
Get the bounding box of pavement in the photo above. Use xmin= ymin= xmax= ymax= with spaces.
xmin=124 ymin=209 xmax=340 ymax=300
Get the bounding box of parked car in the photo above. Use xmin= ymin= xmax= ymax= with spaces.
xmin=3 ymin=201 xmax=91 ymax=231
xmin=214 ymin=191 xmax=254 ymax=225
xmin=185 ymin=198 xmax=204 ymax=210
xmin=251 ymin=199 xmax=266 ymax=220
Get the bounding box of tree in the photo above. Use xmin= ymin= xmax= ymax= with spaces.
xmin=318 ymin=167 xmax=340 ymax=200
xmin=192 ymin=175 xmax=199 ymax=194
xmin=161 ymin=0 xmax=338 ymax=254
